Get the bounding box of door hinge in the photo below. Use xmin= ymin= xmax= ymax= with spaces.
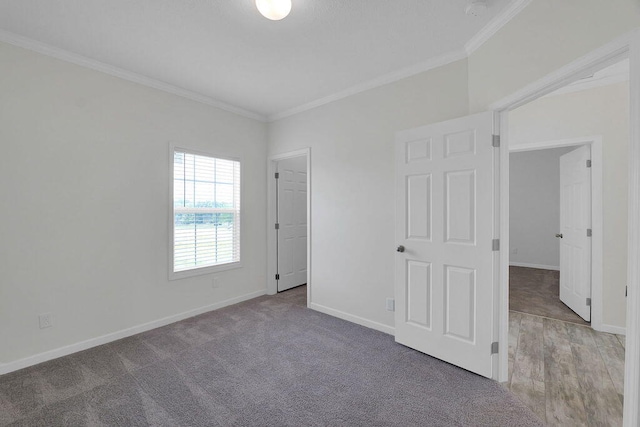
xmin=492 ymin=239 xmax=500 ymax=251
xmin=275 ymin=223 xmax=280 ymax=230
xmin=587 ymin=229 xmax=592 ymax=237
xmin=492 ymin=134 xmax=500 ymax=148
xmin=275 ymin=172 xmax=280 ymax=179
xmin=275 ymin=274 xmax=280 ymax=281
xmin=586 ymin=159 xmax=592 ymax=168
xmin=491 ymin=342 xmax=499 ymax=354
xmin=586 ymin=298 xmax=592 ymax=306
xmin=626 ymin=286 xmax=628 ymax=297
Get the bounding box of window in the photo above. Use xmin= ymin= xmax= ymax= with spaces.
xmin=171 ymin=148 xmax=241 ymax=277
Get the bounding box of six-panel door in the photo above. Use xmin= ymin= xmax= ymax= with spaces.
xmin=395 ymin=112 xmax=496 ymax=378
xmin=559 ymin=145 xmax=592 ymax=321
xmin=277 ymin=156 xmax=308 ymax=292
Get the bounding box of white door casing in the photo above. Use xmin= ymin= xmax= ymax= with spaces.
xmin=395 ymin=111 xmax=497 ymax=378
xmin=559 ymin=145 xmax=592 ymax=321
xmin=491 ymin=32 xmax=639 ymax=425
xmin=277 ymin=156 xmax=308 ymax=292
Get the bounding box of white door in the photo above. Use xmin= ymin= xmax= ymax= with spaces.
xmin=395 ymin=112 xmax=497 ymax=378
xmin=277 ymin=156 xmax=307 ymax=292
xmin=559 ymin=146 xmax=592 ymax=321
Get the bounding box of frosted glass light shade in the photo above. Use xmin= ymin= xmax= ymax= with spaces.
xmin=256 ymin=0 xmax=292 ymax=20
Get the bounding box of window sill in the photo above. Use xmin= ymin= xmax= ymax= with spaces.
xmin=169 ymin=261 xmax=242 ymax=281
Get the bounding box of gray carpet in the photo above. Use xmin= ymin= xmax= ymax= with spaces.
xmin=0 ymin=286 xmax=543 ymax=426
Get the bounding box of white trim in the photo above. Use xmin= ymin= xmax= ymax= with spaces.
xmin=309 ymin=303 xmax=395 ymax=336
xmin=0 ymin=289 xmax=266 ymax=376
xmin=493 ymin=30 xmax=640 ymax=427
xmin=268 ymin=49 xmax=467 ymax=122
xmin=464 ymin=0 xmax=533 ymax=55
xmin=591 ymin=139 xmax=605 ymax=333
xmin=493 ymin=112 xmax=505 ymax=381
xmin=497 ymin=112 xmax=511 ymax=382
xmin=490 ymin=30 xmax=638 ymax=112
xmin=0 ymin=29 xmax=266 ymax=123
xmin=267 ymin=149 xmax=312 ymax=307
xmin=600 ymin=324 xmax=627 ymax=336
xmin=509 ymin=262 xmax=560 ymax=271
xmin=624 ymin=30 xmax=640 ymax=427
xmin=509 ymin=135 xmax=603 ymax=152
xmin=545 ymin=71 xmax=629 ymax=98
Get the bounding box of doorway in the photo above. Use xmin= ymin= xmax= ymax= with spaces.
xmin=275 ymin=155 xmax=307 ymax=292
xmin=390 ymin=32 xmax=639 ymax=425
xmin=502 ymin=58 xmax=628 ymax=425
xmin=267 ymin=149 xmax=311 ymax=300
xmin=509 ymin=140 xmax=603 ymax=326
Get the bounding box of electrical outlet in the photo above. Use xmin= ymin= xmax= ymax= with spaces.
xmin=511 ymin=248 xmax=518 ymax=255
xmin=386 ymin=298 xmax=395 ymax=312
xmin=212 ymin=277 xmax=221 ymax=289
xmin=39 ymin=313 xmax=53 ymax=329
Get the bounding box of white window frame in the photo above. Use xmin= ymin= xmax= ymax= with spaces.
xmin=169 ymin=144 xmax=243 ymax=280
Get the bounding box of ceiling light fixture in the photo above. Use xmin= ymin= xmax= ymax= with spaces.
xmin=256 ymin=0 xmax=292 ymax=21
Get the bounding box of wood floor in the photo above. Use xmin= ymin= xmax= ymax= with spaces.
xmin=507 ymin=312 xmax=625 ymax=426
xmin=507 ymin=266 xmax=625 ymax=425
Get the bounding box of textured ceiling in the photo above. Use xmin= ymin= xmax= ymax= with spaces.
xmin=0 ymin=0 xmax=513 ymax=119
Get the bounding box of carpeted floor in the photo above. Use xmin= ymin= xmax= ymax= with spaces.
xmin=509 ymin=266 xmax=589 ymax=325
xmin=0 ymin=286 xmax=543 ymax=426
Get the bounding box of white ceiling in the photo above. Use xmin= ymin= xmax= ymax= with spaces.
xmin=0 ymin=0 xmax=514 ymax=119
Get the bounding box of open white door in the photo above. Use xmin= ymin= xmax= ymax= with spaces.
xmin=395 ymin=111 xmax=497 ymax=378
xmin=276 ymin=156 xmax=308 ymax=292
xmin=559 ymin=145 xmax=592 ymax=321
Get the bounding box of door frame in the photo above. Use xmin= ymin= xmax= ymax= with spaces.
xmin=491 ymin=29 xmax=640 ymax=426
xmin=267 ymin=148 xmax=311 ymax=304
xmin=509 ymin=137 xmax=603 ymax=329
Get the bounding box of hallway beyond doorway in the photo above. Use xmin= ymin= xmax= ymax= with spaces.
xmin=510 ymin=266 xmax=589 ymax=326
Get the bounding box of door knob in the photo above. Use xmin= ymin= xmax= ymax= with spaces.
xmin=555 ymin=233 xmax=563 ymax=238
xmin=397 ymin=245 xmax=405 ymax=253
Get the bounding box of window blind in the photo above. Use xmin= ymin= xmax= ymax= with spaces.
xmin=173 ymin=150 xmax=241 ymax=272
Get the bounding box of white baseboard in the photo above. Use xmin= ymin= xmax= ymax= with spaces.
xmin=509 ymin=262 xmax=560 ymax=271
xmin=597 ymin=323 xmax=626 ymax=336
xmin=0 ymin=289 xmax=266 ymax=376
xmin=309 ymin=302 xmax=395 ymax=336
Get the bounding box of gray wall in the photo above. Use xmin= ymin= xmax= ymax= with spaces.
xmin=0 ymin=42 xmax=268 ymax=366
xmin=510 ymin=147 xmax=575 ymax=269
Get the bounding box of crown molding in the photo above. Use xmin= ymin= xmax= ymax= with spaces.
xmin=268 ymin=48 xmax=468 ymax=122
xmin=269 ymin=0 xmax=531 ymax=122
xmin=0 ymin=0 xmax=531 ymax=124
xmin=0 ymin=29 xmax=267 ymax=122
xmin=465 ymin=0 xmax=533 ymax=55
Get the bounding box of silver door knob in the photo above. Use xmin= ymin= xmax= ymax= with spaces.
xmin=555 ymin=233 xmax=563 ymax=238
xmin=397 ymin=245 xmax=405 ymax=253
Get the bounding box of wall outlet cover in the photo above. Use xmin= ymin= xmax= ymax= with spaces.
xmin=212 ymin=276 xmax=224 ymax=289
xmin=386 ymin=298 xmax=395 ymax=312
xmin=38 ymin=313 xmax=53 ymax=329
